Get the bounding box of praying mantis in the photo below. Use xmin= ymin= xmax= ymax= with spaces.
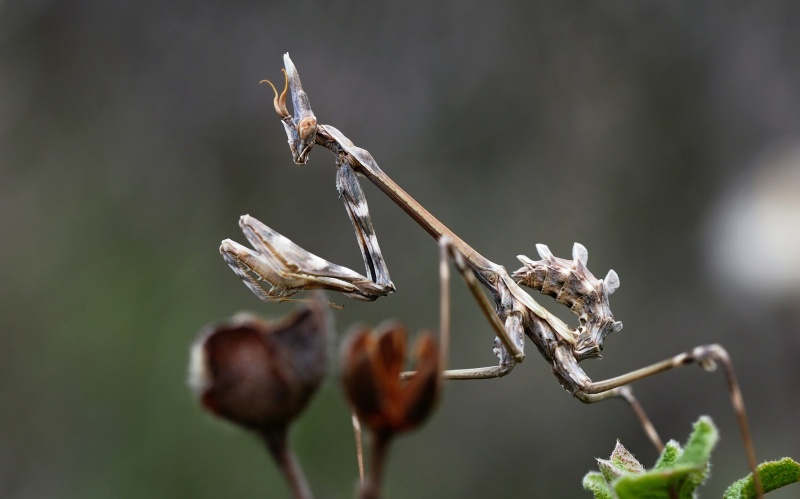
xmin=219 ymin=53 xmax=763 ymax=496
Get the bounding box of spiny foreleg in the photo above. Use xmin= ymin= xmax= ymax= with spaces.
xmin=220 ymin=155 xmax=395 ymax=303
xmin=220 ymin=215 xmax=392 ymax=302
xmin=336 ymin=160 xmax=393 ymax=290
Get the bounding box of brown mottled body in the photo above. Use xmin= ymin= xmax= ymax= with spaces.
xmin=514 ymin=243 xmax=622 ymax=360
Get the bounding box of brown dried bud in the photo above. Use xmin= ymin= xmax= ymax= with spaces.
xmin=341 ymin=322 xmax=440 ymax=438
xmin=188 ymin=296 xmax=331 ymax=432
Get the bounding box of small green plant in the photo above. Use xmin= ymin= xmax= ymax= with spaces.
xmin=724 ymin=458 xmax=800 ymax=499
xmin=583 ymin=416 xmax=800 ymax=498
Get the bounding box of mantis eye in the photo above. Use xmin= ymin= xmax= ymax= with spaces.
xmin=298 ymin=116 xmax=318 ymax=140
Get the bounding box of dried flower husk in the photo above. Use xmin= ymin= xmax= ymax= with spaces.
xmin=189 ymin=295 xmax=331 ymax=432
xmin=341 ymin=322 xmax=440 ymax=437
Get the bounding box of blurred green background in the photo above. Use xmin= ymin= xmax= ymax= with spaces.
xmin=2 ymin=1 xmax=799 ymax=497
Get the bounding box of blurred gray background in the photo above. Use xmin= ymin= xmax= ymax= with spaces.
xmin=2 ymin=1 xmax=799 ymax=497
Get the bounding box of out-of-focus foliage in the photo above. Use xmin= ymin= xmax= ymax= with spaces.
xmin=2 ymin=1 xmax=800 ymax=497
xmin=724 ymin=459 xmax=800 ymax=499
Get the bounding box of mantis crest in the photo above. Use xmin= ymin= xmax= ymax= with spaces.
xmin=220 ymin=53 xmax=763 ymax=496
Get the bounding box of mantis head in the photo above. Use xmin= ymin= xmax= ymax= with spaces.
xmin=574 ymin=269 xmax=623 ymax=361
xmin=261 ymin=53 xmax=318 ymax=165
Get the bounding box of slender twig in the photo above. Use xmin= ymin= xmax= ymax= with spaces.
xmin=358 ymin=433 xmax=392 ymax=499
xmin=351 ymin=413 xmax=365 ymax=484
xmin=261 ymin=427 xmax=313 ymax=499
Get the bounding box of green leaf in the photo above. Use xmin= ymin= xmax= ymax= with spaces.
xmin=583 ymin=417 xmax=800 ymax=498
xmin=723 ymin=457 xmax=800 ymax=499
xmin=653 ymin=440 xmax=681 ymax=470
xmin=610 ymin=440 xmax=646 ymax=475
xmin=613 ymin=472 xmax=680 ymax=499
xmin=596 ymin=441 xmax=647 ymax=484
xmin=674 ymin=416 xmax=718 ymax=467
xmin=583 ymin=471 xmax=615 ymax=499
xmin=583 ymin=417 xmax=718 ymax=499
xmin=672 ymin=416 xmax=717 ymax=495
xmin=614 ymin=417 xmax=716 ymax=499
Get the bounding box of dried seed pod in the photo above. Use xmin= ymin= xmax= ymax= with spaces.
xmin=513 ymin=243 xmax=622 ymax=360
xmin=341 ymin=323 xmax=440 ymax=436
xmin=188 ymin=295 xmax=331 ymax=432
xmin=341 ymin=323 xmax=441 ymax=499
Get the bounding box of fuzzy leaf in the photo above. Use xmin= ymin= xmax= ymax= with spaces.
xmin=722 ymin=457 xmax=800 ymax=499
xmin=584 ymin=417 xmax=718 ymax=499
xmin=582 ymin=471 xmax=615 ymax=499
xmin=674 ymin=416 xmax=718 ymax=468
xmin=597 ymin=458 xmax=623 ymax=484
xmin=672 ymin=416 xmax=717 ymax=495
xmin=610 ymin=440 xmax=646 ymax=474
xmin=653 ymin=440 xmax=682 ymax=470
xmin=614 ymin=472 xmax=682 ymax=499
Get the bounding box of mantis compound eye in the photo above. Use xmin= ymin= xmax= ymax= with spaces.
xmin=297 ymin=116 xmax=317 ymax=140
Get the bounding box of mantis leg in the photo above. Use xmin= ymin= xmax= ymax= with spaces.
xmin=572 ymin=344 xmax=762 ymax=497
xmin=336 ymin=160 xmax=394 ymax=291
xmin=220 ymin=215 xmax=392 ymax=302
xmin=220 ymin=159 xmax=397 ymax=303
xmin=401 ymin=237 xmax=525 ymax=380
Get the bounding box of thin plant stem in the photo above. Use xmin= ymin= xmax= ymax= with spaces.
xmin=359 ymin=432 xmax=392 ymax=499
xmin=352 ymin=413 xmax=365 ymax=484
xmin=439 ymin=238 xmax=450 ymax=373
xmin=261 ymin=426 xmax=313 ymax=499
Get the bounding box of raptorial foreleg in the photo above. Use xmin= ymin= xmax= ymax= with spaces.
xmin=220 ymin=215 xmax=392 ymax=302
xmin=336 ymin=160 xmax=394 ymax=291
